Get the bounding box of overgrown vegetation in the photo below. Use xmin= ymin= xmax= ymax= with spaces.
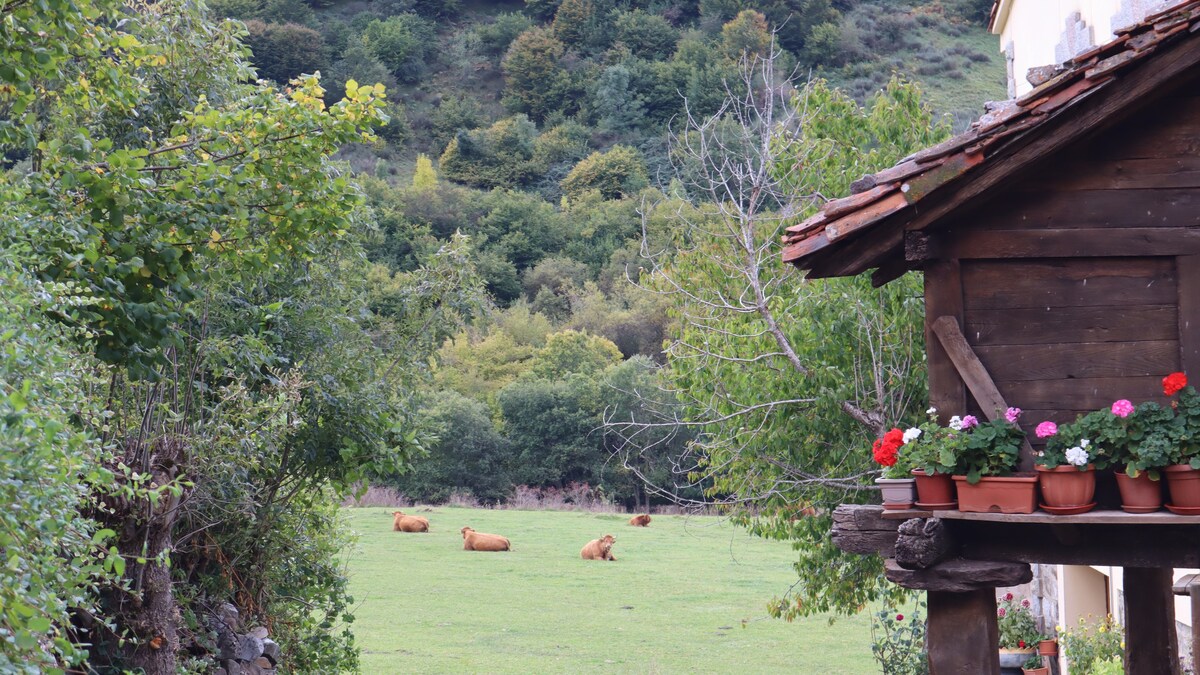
xmin=2 ymin=0 xmax=1008 ymax=669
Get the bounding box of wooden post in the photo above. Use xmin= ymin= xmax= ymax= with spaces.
xmin=927 ymin=589 xmax=1000 ymax=675
xmin=1124 ymin=567 xmax=1181 ymax=675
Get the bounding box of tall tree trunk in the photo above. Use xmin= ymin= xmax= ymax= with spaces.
xmin=106 ymin=437 xmax=187 ymax=672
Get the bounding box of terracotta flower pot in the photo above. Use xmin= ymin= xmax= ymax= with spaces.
xmin=1115 ymin=470 xmax=1163 ymax=513
xmin=1036 ymin=464 xmax=1095 ymax=510
xmin=1021 ymin=667 xmax=1049 ymax=675
xmin=1037 ymin=639 xmax=1057 ymax=657
xmin=954 ymin=475 xmax=1038 ymax=514
xmin=911 ymin=468 xmax=957 ymax=509
xmin=876 ymin=477 xmax=915 ymax=510
xmin=1164 ymin=464 xmax=1200 ymax=508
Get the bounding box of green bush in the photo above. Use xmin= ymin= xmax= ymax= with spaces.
xmin=871 ymin=604 xmax=928 ymax=675
xmin=561 ymin=145 xmax=649 ymax=200
xmin=0 ymin=261 xmax=105 ymax=672
xmin=244 ymin=20 xmax=328 ymax=84
xmin=1060 ymin=616 xmax=1124 ymax=675
xmin=362 ymin=14 xmax=434 ymax=81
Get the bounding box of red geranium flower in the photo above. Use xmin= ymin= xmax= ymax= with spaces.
xmin=872 ymin=428 xmax=904 ymax=467
xmin=1165 ymin=372 xmax=1188 ymax=396
xmin=1019 ymin=640 xmax=1026 ymax=648
xmin=1005 ymin=592 xmax=1013 ymax=601
xmin=896 ymin=614 xmax=903 ymax=621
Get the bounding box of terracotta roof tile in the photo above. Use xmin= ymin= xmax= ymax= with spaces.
xmin=782 ymin=0 xmax=1200 ymax=270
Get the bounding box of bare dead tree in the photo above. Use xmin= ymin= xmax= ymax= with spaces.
xmin=603 ymin=45 xmax=926 ymax=512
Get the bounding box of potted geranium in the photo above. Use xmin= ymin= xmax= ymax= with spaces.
xmin=997 ymin=593 xmax=1041 ymax=668
xmin=951 ymin=412 xmax=1037 ymax=514
xmin=873 ymin=427 xmax=916 ymax=510
xmin=1111 ymin=399 xmax=1174 ymax=513
xmin=905 ymin=407 xmax=959 ymax=509
xmin=1162 ymin=372 xmax=1200 ymax=511
xmin=1034 ymin=408 xmax=1119 ymax=514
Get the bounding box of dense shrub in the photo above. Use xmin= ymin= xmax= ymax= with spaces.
xmin=439 ymin=115 xmax=543 ymax=189
xmin=501 ymin=26 xmax=572 ymax=122
xmin=0 ymin=262 xmax=105 ymax=672
xmin=244 ymin=21 xmax=329 ymax=84
xmin=476 ymin=12 xmax=534 ymax=55
xmin=561 ymin=145 xmax=649 ymax=200
xmin=362 ymin=14 xmax=435 ymax=81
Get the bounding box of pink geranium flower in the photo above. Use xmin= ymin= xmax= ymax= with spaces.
xmin=1005 ymin=407 xmax=1021 ymax=424
xmin=961 ymin=415 xmax=979 ymax=429
xmin=1035 ymin=421 xmax=1057 ymax=438
xmin=1111 ymin=399 xmax=1134 ymax=418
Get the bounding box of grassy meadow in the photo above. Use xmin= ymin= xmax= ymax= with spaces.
xmin=342 ymin=507 xmax=876 ymax=674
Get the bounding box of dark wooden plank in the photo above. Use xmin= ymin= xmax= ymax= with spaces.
xmin=1091 ymin=95 xmax=1200 ymax=160
xmin=925 ymin=262 xmax=966 ymax=423
xmin=1178 ymin=255 xmax=1200 ymax=377
xmin=1029 ymin=157 xmax=1200 ymax=190
xmin=942 ymin=227 xmax=1200 ymax=259
xmin=986 ymin=376 xmax=1165 ymax=410
xmin=1124 ymin=567 xmax=1182 ymax=675
xmin=961 ymin=258 xmax=1176 ymax=310
xmin=975 ymin=341 xmax=1180 ymax=381
xmin=885 ymin=558 xmax=1030 ymax=592
xmin=967 ymin=189 xmax=1200 ymax=232
xmin=926 ymin=589 xmax=1001 ymax=675
xmin=935 ymin=508 xmax=1200 ymax=525
xmin=964 ymin=305 xmax=1177 ymax=345
xmin=949 ymin=520 xmax=1200 ymax=567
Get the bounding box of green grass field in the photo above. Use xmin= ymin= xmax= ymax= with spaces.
xmin=343 ymin=507 xmax=876 ymax=674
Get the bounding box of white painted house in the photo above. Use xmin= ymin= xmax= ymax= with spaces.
xmin=991 ymin=0 xmax=1178 ymax=96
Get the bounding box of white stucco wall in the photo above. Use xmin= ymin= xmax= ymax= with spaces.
xmin=991 ymin=0 xmax=1178 ymax=96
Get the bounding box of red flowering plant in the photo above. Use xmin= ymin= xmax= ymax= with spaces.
xmin=997 ymin=593 xmax=1043 ymax=651
xmin=1163 ymin=372 xmax=1200 ymax=468
xmin=873 ymin=427 xmax=915 ymax=479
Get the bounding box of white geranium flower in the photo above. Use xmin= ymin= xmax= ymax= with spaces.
xmin=926 ymin=407 xmax=937 ymax=415
xmin=902 ymin=428 xmax=921 ymax=444
xmin=1080 ymin=439 xmax=1090 ymax=448
xmin=948 ymin=415 xmax=963 ymax=431
xmin=1065 ymin=446 xmax=1090 ymax=467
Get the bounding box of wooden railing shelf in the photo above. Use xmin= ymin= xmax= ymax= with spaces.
xmin=881 ymin=508 xmax=1200 ymax=525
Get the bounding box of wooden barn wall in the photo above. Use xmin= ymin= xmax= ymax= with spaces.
xmin=928 ymin=93 xmax=1200 ymax=444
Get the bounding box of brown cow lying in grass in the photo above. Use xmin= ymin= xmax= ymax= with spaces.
xmin=392 ymin=511 xmax=430 ymax=533
xmin=628 ymin=514 xmax=651 ymax=527
xmin=460 ymin=526 xmax=510 ymax=551
xmin=580 ymin=534 xmax=617 ymax=561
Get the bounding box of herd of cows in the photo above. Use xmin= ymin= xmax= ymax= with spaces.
xmin=390 ymin=510 xmax=653 ymax=559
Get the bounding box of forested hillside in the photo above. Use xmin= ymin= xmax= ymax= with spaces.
xmin=206 ymin=0 xmax=1005 ymax=510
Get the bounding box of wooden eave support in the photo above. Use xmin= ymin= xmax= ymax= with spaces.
xmin=931 ymin=316 xmax=1037 ymax=468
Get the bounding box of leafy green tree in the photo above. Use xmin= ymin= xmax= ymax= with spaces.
xmin=244 ymin=20 xmax=329 ymax=84
xmin=524 ymin=0 xmax=563 ymax=20
xmin=562 ymin=145 xmax=649 ymax=200
xmin=551 ymin=0 xmax=594 ymax=46
xmin=389 ymin=390 xmax=512 ymax=503
xmin=720 ymin=9 xmax=772 ymax=61
xmin=620 ymin=56 xmax=949 ymax=620
xmin=431 ymin=93 xmax=484 ymax=151
xmin=614 ymin=9 xmax=679 ymax=59
xmin=413 ymin=153 xmax=438 ymax=189
xmin=501 ymin=26 xmax=571 ymax=122
xmin=362 ymin=14 xmax=434 ymax=81
xmin=439 ymin=115 xmax=542 ymax=189
xmin=594 ymin=65 xmax=647 ymax=132
xmin=498 ymin=375 xmax=607 ymax=488
xmin=323 ymin=38 xmax=398 ymax=103
xmin=476 ymin=12 xmax=534 ymax=55
xmin=529 ymin=329 xmax=622 ymax=379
